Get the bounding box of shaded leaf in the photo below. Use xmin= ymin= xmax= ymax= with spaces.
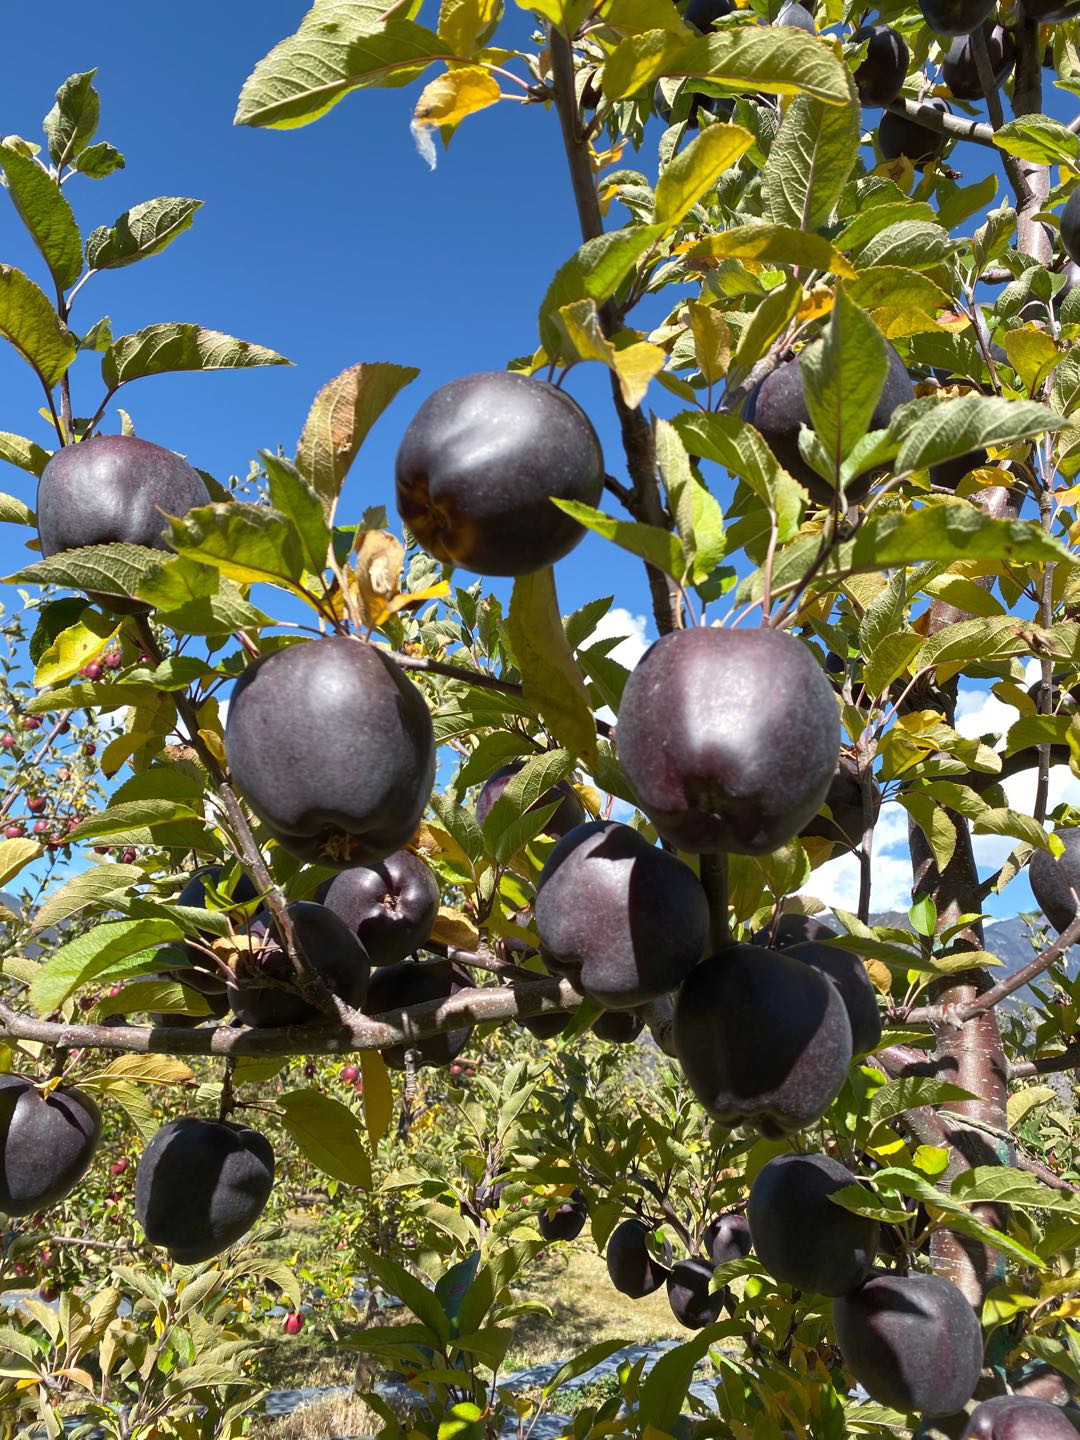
xmin=102 ymin=324 xmax=288 ymax=389
xmin=85 ymin=197 xmax=202 ymax=271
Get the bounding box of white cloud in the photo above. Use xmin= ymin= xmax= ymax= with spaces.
xmin=803 ymin=802 xmax=915 ymax=915
xmin=809 ymin=849 xmax=916 ymax=916
xmin=590 ymin=606 xmax=650 ymax=671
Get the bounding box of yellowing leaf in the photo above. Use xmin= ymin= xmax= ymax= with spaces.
xmin=679 ymin=222 xmax=855 ymax=279
xmin=413 ymin=65 xmax=500 ymax=130
xmin=654 ymin=123 xmax=753 ymax=230
xmin=430 ymin=905 xmax=481 ymax=950
xmin=507 ymin=568 xmax=598 ymax=767
xmin=556 ymin=298 xmax=664 ymax=408
xmin=92 ymin=1054 xmax=196 ymax=1085
xmin=34 ymin=611 xmax=119 ymax=687
xmin=360 ymin=1050 xmax=394 ymax=1149
xmin=0 ymin=838 xmax=42 ymax=888
xmin=278 ymin=1088 xmax=372 ymax=1188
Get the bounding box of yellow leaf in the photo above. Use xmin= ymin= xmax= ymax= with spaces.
xmin=371 ymin=579 xmax=451 ymax=627
xmin=0 ymin=838 xmax=42 ymax=888
xmin=430 ymin=905 xmax=480 ymax=950
xmin=556 ymin=298 xmax=664 ymax=408
xmin=653 ymin=123 xmax=754 ymax=229
xmin=413 ymin=65 xmax=500 ymax=131
xmin=678 ymin=223 xmax=856 ymax=279
xmin=34 ymin=611 xmax=119 ymax=688
xmin=197 ymin=727 xmax=226 ymax=767
xmin=507 ymin=568 xmax=598 ymax=767
xmin=93 ymin=1054 xmax=196 ymax=1085
xmin=360 ymin=1050 xmax=394 ymax=1149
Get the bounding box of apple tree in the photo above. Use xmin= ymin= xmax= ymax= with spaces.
xmin=4 ymin=2 xmax=1080 ymax=1434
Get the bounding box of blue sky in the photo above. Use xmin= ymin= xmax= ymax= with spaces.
xmin=0 ymin=3 xmax=1071 ymax=923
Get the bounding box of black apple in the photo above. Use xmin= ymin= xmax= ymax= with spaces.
xmin=616 ymin=627 xmax=840 ymax=854
xmin=225 ymin=637 xmax=435 ymax=869
xmin=395 ymin=372 xmax=604 ymax=576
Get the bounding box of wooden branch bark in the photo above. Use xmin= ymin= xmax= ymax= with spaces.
xmin=0 ymin=976 xmax=584 ymax=1059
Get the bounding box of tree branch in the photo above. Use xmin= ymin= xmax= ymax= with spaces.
xmin=0 ymin=977 xmax=583 ymax=1058
xmin=884 ymin=98 xmax=995 ymax=148
xmin=547 ymin=22 xmax=680 ymax=637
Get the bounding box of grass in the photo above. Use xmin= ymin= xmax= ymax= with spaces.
xmin=255 ymin=1240 xmax=700 ymax=1435
xmin=503 ymin=1244 xmax=688 ymax=1372
xmin=262 ymin=1390 xmax=382 ymax=1440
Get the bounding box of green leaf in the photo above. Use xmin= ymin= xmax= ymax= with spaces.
xmin=892 ymin=394 xmax=1067 ymax=473
xmin=655 ymin=418 xmax=726 ymax=583
xmin=5 ymin=541 xmax=163 ymax=601
xmin=868 ymin=1077 xmax=974 ymax=1128
xmin=71 ymin=142 xmax=125 ymax=180
xmin=0 ymin=431 xmax=50 ymax=477
xmin=29 ymin=918 xmax=182 ymax=1013
xmin=0 ymin=144 xmax=82 ymax=290
xmin=653 ymin=123 xmax=754 ymax=230
xmin=728 ymin=276 xmax=801 ymax=388
xmin=857 ymin=221 xmax=960 ymax=271
xmin=102 ymin=324 xmax=289 ymax=389
xmin=543 ymin=1338 xmax=631 ymax=1399
xmin=33 ymin=609 xmax=119 ymax=686
xmin=0 ymin=264 xmax=76 ymax=390
xmin=355 ymin=1244 xmax=449 ymax=1341
xmin=994 ymin=114 xmax=1080 ymax=167
xmin=638 ymin=1319 xmax=743 ymax=1430
xmin=801 ymin=289 xmax=888 ymax=474
xmin=262 ymin=453 xmax=330 ymax=574
xmin=953 ymin=1166 xmax=1080 ymax=1216
xmin=755 ymin=504 xmax=1075 ymax=604
xmin=296 ymin=361 xmax=419 ymax=520
xmin=166 ymin=501 xmax=306 ymax=594
xmin=43 ymin=71 xmax=100 ymax=167
xmin=605 ymin=25 xmax=850 ymax=105
xmin=30 ymin=863 xmax=143 ymax=934
xmin=67 ymin=799 xmax=201 ymax=842
xmin=507 ymin=569 xmax=598 ymax=768
xmin=85 ymin=197 xmax=202 ymax=271
xmin=872 ymin=1167 xmax=1043 ymax=1268
xmin=761 ymin=70 xmax=859 ymax=233
xmin=235 ymin=3 xmax=452 ymax=130
xmin=673 ymin=410 xmax=805 ymax=540
xmin=136 ymin=554 xmax=272 ymax=634
xmin=551 ymin=499 xmax=685 ymax=579
xmin=277 ymin=1088 xmax=372 ymax=1188
xmin=539 ymin=227 xmax=660 ymax=356
xmin=0 ymin=492 xmax=34 ymax=526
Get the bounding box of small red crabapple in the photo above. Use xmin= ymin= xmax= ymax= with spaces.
xmin=1 ymin=734 xmax=15 ymax=749
xmin=80 ymin=661 xmax=103 ymax=681
xmin=57 ymin=766 xmax=70 ymax=780
xmin=58 ymin=720 xmax=70 ymax=734
xmin=341 ymin=1065 xmax=359 ymax=1084
xmin=39 ymin=1284 xmax=60 ymax=1302
xmin=27 ymin=796 xmax=46 ymax=814
xmin=32 ymin=820 xmax=48 ymax=835
xmin=283 ymin=1311 xmax=305 ymax=1335
xmin=449 ymin=1064 xmax=463 ymax=1077
xmin=105 ymin=650 xmax=123 ymax=670
xmin=108 ymin=985 xmax=123 ymax=999
xmin=22 ymin=715 xmax=42 ymax=730
xmin=120 ymin=848 xmax=137 ymax=863
xmin=67 ymin=816 xmax=81 ymax=831
xmin=4 ymin=824 xmax=23 ymax=839
xmin=84 ymin=742 xmax=97 ymax=756
xmin=303 ymin=1061 xmax=317 ymax=1079
xmin=110 ymin=1157 xmax=129 ymax=1174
